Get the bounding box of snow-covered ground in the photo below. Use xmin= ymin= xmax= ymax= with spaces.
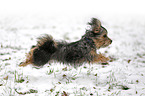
xmin=0 ymin=0 xmax=145 ymax=95
xmin=0 ymin=13 xmax=145 ymax=96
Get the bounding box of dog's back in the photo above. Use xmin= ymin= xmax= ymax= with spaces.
xmin=51 ymin=38 xmax=95 ymax=66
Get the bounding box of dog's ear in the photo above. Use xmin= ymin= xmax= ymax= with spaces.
xmin=88 ymin=18 xmax=101 ymax=33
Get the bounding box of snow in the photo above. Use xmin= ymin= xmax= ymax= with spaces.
xmin=0 ymin=14 xmax=145 ymax=96
xmin=0 ymin=0 xmax=145 ymax=95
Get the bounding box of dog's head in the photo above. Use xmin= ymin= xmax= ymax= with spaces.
xmin=84 ymin=18 xmax=112 ymax=49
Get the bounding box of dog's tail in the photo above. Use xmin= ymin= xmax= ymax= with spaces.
xmin=19 ymin=34 xmax=57 ymax=67
xmin=32 ymin=34 xmax=58 ymax=66
xmin=37 ymin=34 xmax=57 ymax=53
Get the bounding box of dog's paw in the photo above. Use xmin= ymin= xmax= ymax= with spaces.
xmin=19 ymin=62 xmax=29 ymax=67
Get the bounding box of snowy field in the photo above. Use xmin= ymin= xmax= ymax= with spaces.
xmin=0 ymin=13 xmax=145 ymax=96
xmin=0 ymin=0 xmax=145 ymax=95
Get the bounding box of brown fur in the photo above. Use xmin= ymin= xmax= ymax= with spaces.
xmin=19 ymin=47 xmax=37 ymax=67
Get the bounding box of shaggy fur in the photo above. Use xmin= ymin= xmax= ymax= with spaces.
xmin=19 ymin=18 xmax=112 ymax=67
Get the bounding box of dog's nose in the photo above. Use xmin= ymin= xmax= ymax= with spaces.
xmin=109 ymin=39 xmax=112 ymax=44
xmin=110 ymin=40 xmax=112 ymax=44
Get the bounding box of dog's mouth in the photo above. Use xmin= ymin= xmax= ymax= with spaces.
xmin=102 ymin=40 xmax=112 ymax=48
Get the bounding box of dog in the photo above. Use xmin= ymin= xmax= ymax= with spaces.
xmin=19 ymin=18 xmax=112 ymax=67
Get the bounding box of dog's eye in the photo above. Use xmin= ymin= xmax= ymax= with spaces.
xmin=103 ymin=35 xmax=107 ymax=37
xmin=95 ymin=29 xmax=99 ymax=32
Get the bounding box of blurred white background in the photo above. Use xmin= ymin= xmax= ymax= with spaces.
xmin=0 ymin=0 xmax=144 ymax=15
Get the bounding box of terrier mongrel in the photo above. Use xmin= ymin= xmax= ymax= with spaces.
xmin=19 ymin=18 xmax=112 ymax=67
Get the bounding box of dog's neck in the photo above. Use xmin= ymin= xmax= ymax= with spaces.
xmin=83 ymin=37 xmax=96 ymax=49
